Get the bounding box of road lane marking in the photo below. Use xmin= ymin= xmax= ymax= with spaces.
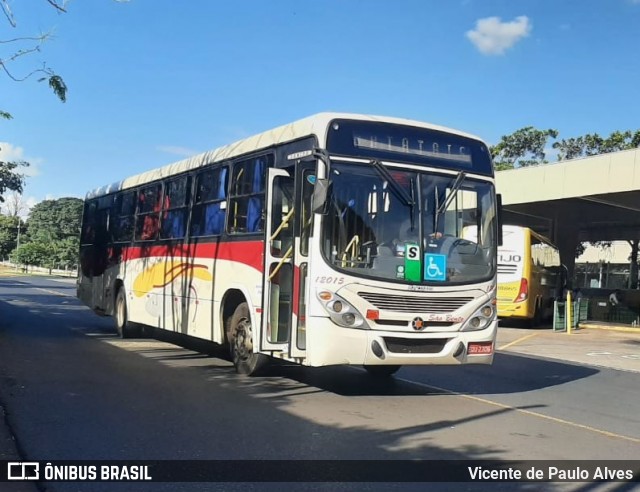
xmin=498 ymin=332 xmax=540 ymax=351
xmin=35 ymin=287 xmax=75 ymax=298
xmin=396 ymin=377 xmax=640 ymax=445
xmin=14 ymin=280 xmax=640 ymax=445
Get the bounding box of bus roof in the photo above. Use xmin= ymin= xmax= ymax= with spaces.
xmin=85 ymin=112 xmax=485 ymax=200
xmin=501 ymin=225 xmax=557 ymax=248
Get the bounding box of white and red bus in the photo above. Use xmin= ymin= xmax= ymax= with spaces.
xmin=77 ymin=113 xmax=500 ymax=376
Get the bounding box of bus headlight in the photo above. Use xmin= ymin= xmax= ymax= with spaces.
xmin=317 ymin=291 xmax=364 ymax=328
xmin=461 ymin=303 xmax=496 ymax=332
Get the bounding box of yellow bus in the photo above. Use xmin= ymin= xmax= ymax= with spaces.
xmin=497 ymin=226 xmax=563 ymax=326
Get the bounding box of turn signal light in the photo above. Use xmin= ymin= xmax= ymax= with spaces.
xmin=318 ymin=291 xmax=333 ymax=301
xmin=366 ymin=309 xmax=380 ymax=320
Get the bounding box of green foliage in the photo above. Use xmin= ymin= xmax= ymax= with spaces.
xmin=0 ymin=215 xmax=23 ymax=259
xmin=27 ymin=197 xmax=83 ymax=243
xmin=1 ymin=1 xmax=70 ymax=118
xmin=553 ymin=130 xmax=640 ymax=161
xmin=490 ymin=127 xmax=559 ymax=170
xmin=0 ymin=157 xmax=29 ymax=200
xmin=16 ymin=197 xmax=83 ymax=268
xmin=48 ymin=75 xmax=68 ymax=102
xmin=11 ymin=241 xmax=49 ymax=267
xmin=50 ymin=236 xmax=78 ymax=268
xmin=494 ymin=126 xmax=640 ymax=169
xmin=38 ymin=74 xmax=68 ymax=103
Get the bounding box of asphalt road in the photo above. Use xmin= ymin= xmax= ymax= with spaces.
xmin=0 ymin=276 xmax=639 ymax=492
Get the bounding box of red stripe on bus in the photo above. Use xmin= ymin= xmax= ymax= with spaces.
xmin=114 ymin=241 xmax=264 ymax=273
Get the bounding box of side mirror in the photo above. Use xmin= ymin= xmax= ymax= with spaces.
xmin=311 ymin=178 xmax=332 ymax=215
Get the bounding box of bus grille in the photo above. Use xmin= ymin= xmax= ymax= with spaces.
xmin=498 ymin=264 xmax=518 ymax=274
xmin=358 ymin=292 xmax=472 ymax=313
xmin=383 ymin=337 xmax=449 ymax=354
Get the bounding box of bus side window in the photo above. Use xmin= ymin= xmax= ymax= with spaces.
xmin=228 ymin=155 xmax=270 ymax=234
xmin=81 ymin=201 xmax=97 ymax=245
xmin=111 ymin=191 xmax=136 ymax=242
xmin=160 ymin=175 xmax=191 ymax=240
xmin=191 ymin=166 xmax=228 ymax=237
xmin=135 ymin=184 xmax=163 ymax=241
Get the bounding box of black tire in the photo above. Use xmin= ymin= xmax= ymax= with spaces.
xmin=364 ymin=365 xmax=401 ymax=377
xmin=114 ymin=287 xmax=141 ymax=338
xmin=529 ymin=299 xmax=542 ymax=328
xmin=227 ymin=302 xmax=268 ymax=376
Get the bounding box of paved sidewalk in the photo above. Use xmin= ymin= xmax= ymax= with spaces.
xmin=497 ymin=324 xmax=640 ymax=373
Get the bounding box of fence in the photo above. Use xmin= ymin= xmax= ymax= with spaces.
xmin=0 ymin=260 xmax=78 ymax=278
xmin=553 ymin=299 xmax=589 ymax=332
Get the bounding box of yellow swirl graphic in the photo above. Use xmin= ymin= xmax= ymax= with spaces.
xmin=133 ymin=261 xmax=212 ymax=297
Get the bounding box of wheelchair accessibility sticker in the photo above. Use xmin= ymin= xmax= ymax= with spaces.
xmin=424 ymin=253 xmax=446 ymax=281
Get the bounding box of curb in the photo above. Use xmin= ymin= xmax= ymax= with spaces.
xmin=579 ymin=323 xmax=640 ymax=334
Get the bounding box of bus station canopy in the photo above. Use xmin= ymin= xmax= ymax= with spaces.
xmin=496 ymin=147 xmax=640 ymax=276
xmin=497 ymin=147 xmax=640 ymax=243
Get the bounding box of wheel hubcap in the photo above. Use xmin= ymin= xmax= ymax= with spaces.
xmin=233 ymin=317 xmax=253 ymax=362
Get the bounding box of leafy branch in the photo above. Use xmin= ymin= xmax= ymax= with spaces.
xmin=1 ymin=2 xmax=69 ymax=118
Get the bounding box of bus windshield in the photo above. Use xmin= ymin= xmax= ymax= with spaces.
xmin=320 ymin=161 xmax=497 ymax=285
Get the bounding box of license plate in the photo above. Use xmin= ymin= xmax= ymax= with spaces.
xmin=468 ymin=342 xmax=493 ymax=355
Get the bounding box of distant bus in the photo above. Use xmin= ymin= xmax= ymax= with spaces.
xmin=497 ymin=225 xmax=563 ymax=325
xmin=77 ymin=112 xmax=500 ymax=376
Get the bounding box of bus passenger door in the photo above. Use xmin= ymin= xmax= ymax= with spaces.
xmin=261 ymin=168 xmax=296 ymax=352
xmin=288 ymin=163 xmax=315 ymax=359
xmin=261 ymin=164 xmax=314 ymax=360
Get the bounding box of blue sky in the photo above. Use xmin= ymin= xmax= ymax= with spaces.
xmin=2 ymin=0 xmax=640 ymax=213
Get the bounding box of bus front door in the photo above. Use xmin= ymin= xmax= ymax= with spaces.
xmin=260 ymin=165 xmax=313 ymax=361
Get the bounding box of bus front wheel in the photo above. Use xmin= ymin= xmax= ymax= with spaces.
xmin=227 ymin=302 xmax=268 ymax=376
xmin=115 ymin=287 xmax=141 ymax=338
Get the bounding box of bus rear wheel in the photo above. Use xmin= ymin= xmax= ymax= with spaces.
xmin=529 ymin=299 xmax=543 ymax=328
xmin=115 ymin=287 xmax=141 ymax=338
xmin=227 ymin=302 xmax=268 ymax=376
xmin=364 ymin=365 xmax=401 ymax=377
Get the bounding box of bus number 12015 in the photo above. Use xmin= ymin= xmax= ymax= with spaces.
xmin=315 ymin=276 xmax=345 ymax=285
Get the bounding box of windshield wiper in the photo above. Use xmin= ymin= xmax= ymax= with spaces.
xmin=434 ymin=171 xmax=466 ymax=234
xmin=436 ymin=171 xmax=466 ymax=216
xmin=370 ymin=160 xmax=414 ymax=207
xmin=370 ymin=159 xmax=416 ymax=230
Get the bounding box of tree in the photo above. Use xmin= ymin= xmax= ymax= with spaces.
xmin=51 ymin=236 xmax=79 ymax=268
xmin=0 ymin=214 xmax=23 ymax=259
xmin=27 ymin=197 xmax=83 ymax=243
xmin=553 ymin=130 xmax=640 ymax=161
xmin=10 ymin=241 xmax=49 ymax=267
xmin=490 ymin=127 xmax=559 ymax=170
xmin=1 ymin=0 xmax=69 ymax=120
xmin=0 ymin=151 xmax=29 ymax=202
xmin=18 ymin=197 xmax=82 ymax=269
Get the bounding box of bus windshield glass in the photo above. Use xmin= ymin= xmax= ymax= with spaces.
xmin=326 ymin=119 xmax=493 ymax=176
xmin=321 ymin=161 xmax=497 ymax=285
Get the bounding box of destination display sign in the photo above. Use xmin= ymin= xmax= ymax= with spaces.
xmin=326 ymin=119 xmax=493 ymax=176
